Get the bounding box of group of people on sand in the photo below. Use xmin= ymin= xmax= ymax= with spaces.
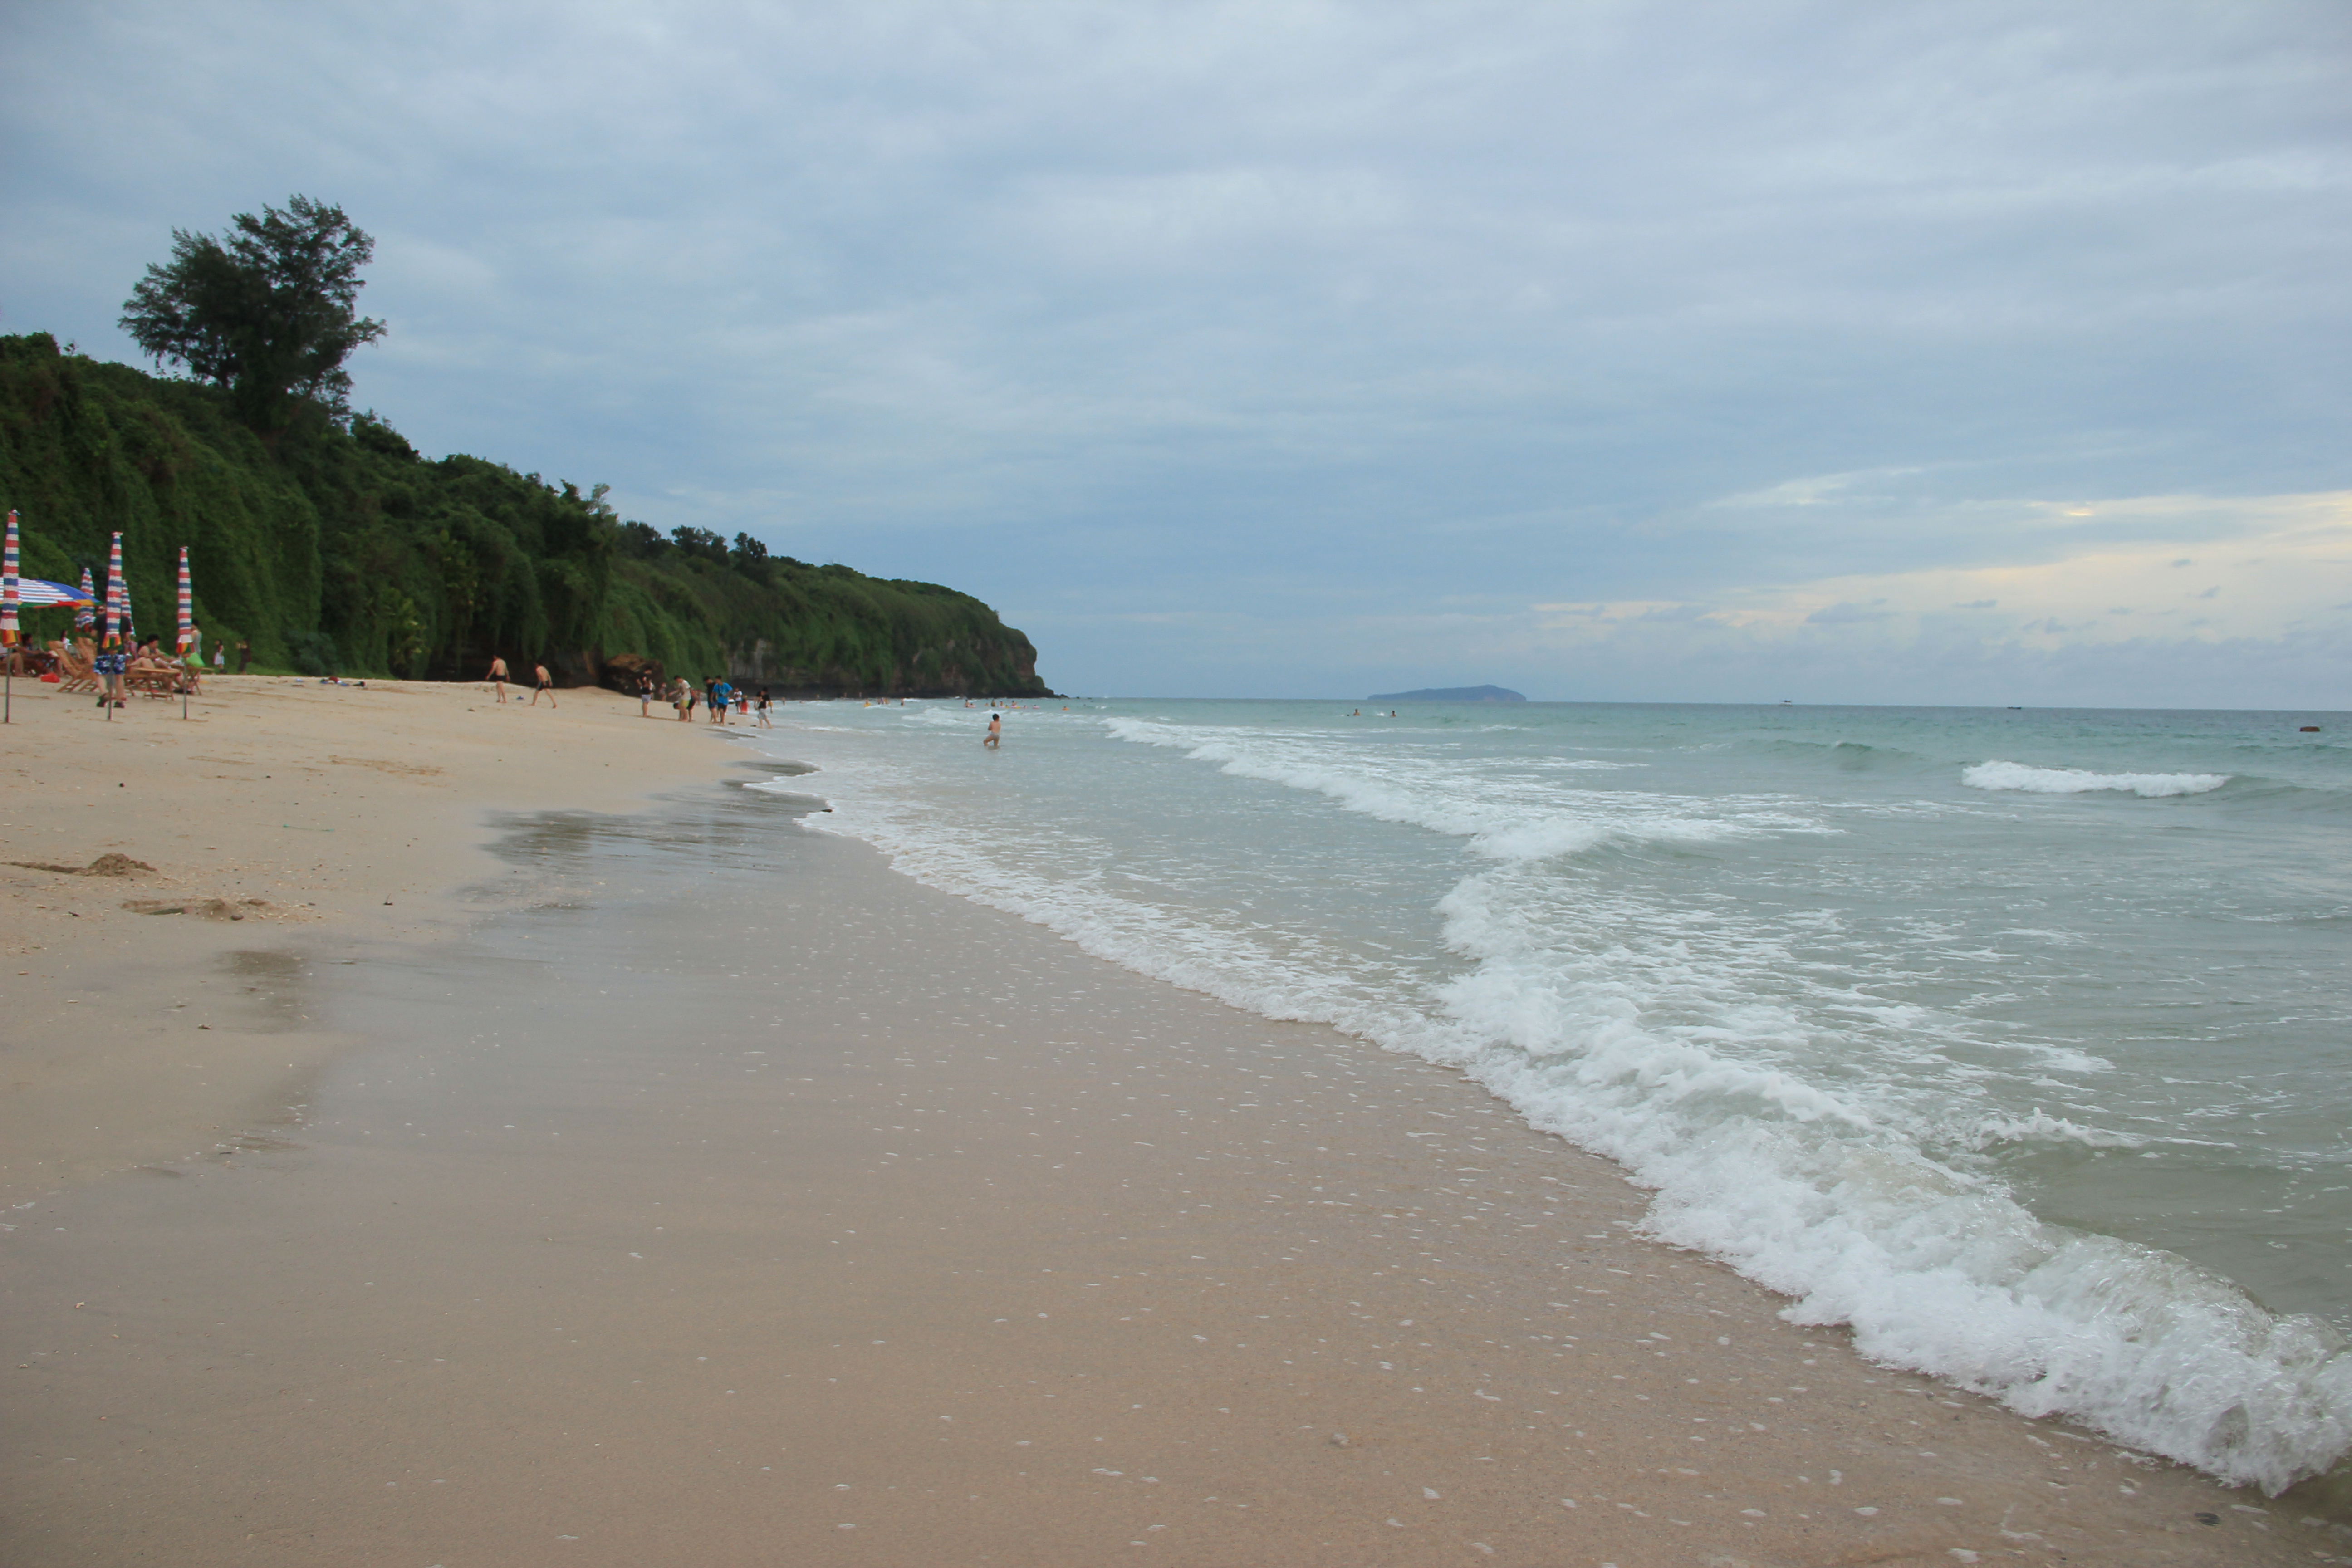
xmin=478 ymin=660 xmax=1020 ymax=745
xmin=482 ymin=655 xmax=775 ymax=729
xmin=642 ymin=673 xmax=772 ymax=727
xmin=84 ymin=635 xmax=207 ymax=708
xmin=483 ymin=656 xmax=557 ymax=706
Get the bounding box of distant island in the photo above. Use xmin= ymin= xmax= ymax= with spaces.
xmin=1368 ymin=685 xmax=1526 ymax=703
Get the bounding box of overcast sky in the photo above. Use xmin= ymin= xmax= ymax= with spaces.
xmin=5 ymin=1 xmax=2347 ymax=704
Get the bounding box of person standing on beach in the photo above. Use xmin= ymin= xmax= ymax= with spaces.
xmin=710 ymin=678 xmax=732 ymax=725
xmin=755 ymin=687 xmax=772 ymax=728
xmin=984 ymin=712 xmax=1002 ymax=749
xmin=531 ymin=662 xmax=556 ymax=707
xmin=637 ymin=671 xmax=654 ymax=717
xmin=235 ymin=638 xmax=251 ymax=674
xmin=486 ymin=655 xmax=509 ymax=702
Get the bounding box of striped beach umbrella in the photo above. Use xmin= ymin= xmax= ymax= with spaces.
xmin=76 ymin=568 xmax=95 ymax=631
xmin=2 ymin=510 xmax=19 ymax=648
xmin=103 ymin=532 xmax=123 ymax=647
xmin=0 ymin=578 xmax=89 ymax=608
xmin=176 ymin=547 xmax=193 ymax=652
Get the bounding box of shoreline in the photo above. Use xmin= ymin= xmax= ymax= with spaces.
xmin=2 ymin=681 xmax=2345 ymax=1563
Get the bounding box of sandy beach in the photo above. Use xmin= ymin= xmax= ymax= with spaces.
xmin=2 ymin=675 xmax=2344 ymax=1566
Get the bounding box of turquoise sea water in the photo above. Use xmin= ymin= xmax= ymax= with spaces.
xmin=752 ymin=698 xmax=2352 ymax=1492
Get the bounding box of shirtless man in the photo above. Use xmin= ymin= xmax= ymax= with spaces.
xmin=531 ymin=662 xmax=556 ymax=707
xmin=984 ymin=712 xmax=1002 ymax=749
xmin=486 ymin=655 xmax=509 ymax=702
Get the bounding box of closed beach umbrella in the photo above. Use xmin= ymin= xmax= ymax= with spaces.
xmin=2 ymin=510 xmax=18 ymax=649
xmin=103 ymin=532 xmax=123 ymax=647
xmin=1 ymin=509 xmax=13 ymax=722
xmin=176 ymin=546 xmax=193 ymax=652
xmin=76 ymin=568 xmax=95 ymax=632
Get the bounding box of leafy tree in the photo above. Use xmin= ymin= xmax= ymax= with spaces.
xmin=617 ymin=520 xmax=670 ymax=560
xmin=670 ymin=525 xmax=730 ymax=565
xmin=119 ymin=195 xmax=387 ymax=431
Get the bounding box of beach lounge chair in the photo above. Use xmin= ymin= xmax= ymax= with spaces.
xmin=53 ymin=639 xmax=96 ymax=693
xmin=125 ymin=661 xmax=191 ymax=699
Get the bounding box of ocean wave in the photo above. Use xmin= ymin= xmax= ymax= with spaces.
xmin=1103 ymin=717 xmax=1803 ymax=862
xmin=1435 ymin=876 xmax=2350 ymax=1494
xmin=779 ymin=716 xmax=2352 ymax=1495
xmin=1964 ymin=1110 xmax=2147 ymax=1150
xmin=1761 ymin=738 xmax=1932 ymax=772
xmin=1962 ymin=760 xmax=2229 ymax=797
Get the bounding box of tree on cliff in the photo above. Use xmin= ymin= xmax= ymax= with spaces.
xmin=119 ymin=195 xmax=387 ymax=431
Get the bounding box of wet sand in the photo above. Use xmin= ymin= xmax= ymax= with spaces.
xmin=0 ymin=673 xmax=731 ymax=1196
xmin=5 ymin=748 xmax=2343 ymax=1567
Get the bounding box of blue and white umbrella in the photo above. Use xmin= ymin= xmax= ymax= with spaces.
xmin=3 ymin=577 xmax=95 ymax=609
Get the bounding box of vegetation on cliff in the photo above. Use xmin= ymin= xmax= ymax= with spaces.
xmin=0 ymin=331 xmax=1049 ymax=694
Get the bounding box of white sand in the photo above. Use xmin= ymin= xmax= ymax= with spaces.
xmin=1 ymin=676 xmax=2342 ymax=1565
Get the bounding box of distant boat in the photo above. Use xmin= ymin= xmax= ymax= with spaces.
xmin=1368 ymin=684 xmax=1525 ymax=703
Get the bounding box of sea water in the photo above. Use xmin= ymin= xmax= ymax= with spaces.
xmin=750 ymin=698 xmax=2352 ymax=1493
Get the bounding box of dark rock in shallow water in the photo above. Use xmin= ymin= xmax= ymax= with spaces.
xmin=1367 ymin=685 xmax=1526 ymax=703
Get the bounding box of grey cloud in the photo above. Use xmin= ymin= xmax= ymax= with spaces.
xmin=1 ymin=0 xmax=2345 ymax=700
xmin=1807 ymin=600 xmax=1895 ymax=624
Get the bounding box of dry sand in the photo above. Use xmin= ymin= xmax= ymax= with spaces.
xmin=1 ymin=675 xmax=2345 ymax=1566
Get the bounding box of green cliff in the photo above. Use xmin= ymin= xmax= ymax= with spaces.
xmin=0 ymin=332 xmax=1050 ymax=696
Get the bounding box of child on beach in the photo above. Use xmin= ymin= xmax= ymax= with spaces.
xmin=984 ymin=712 xmax=1002 ymax=749
xmin=755 ymin=687 xmax=772 ymax=728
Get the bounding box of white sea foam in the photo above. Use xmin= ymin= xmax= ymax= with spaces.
xmin=1435 ymin=874 xmax=2350 ymax=1493
xmin=1104 ymin=717 xmax=1803 ymax=862
xmin=1962 ymin=760 xmax=2230 ymax=797
xmin=1964 ymin=1111 xmax=2147 ymax=1150
xmin=767 ymin=707 xmax=2352 ymax=1495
